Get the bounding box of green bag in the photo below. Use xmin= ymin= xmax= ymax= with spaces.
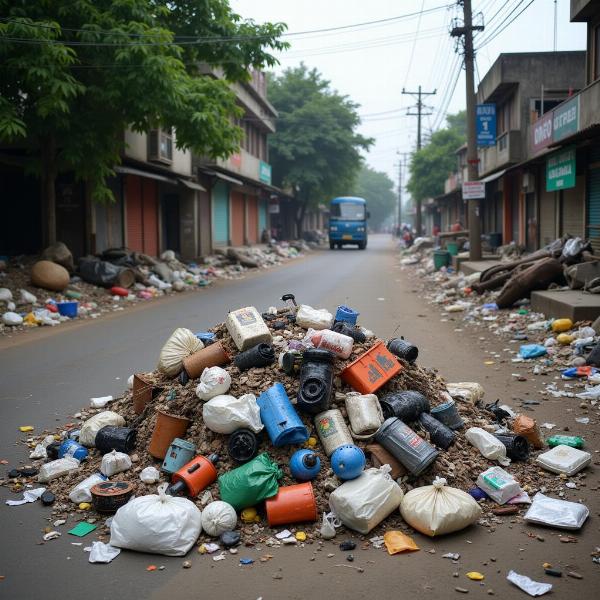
xmin=218 ymin=453 xmax=282 ymax=510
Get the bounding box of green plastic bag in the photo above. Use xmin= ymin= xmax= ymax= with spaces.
xmin=218 ymin=453 xmax=282 ymax=510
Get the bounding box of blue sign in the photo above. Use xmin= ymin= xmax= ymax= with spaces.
xmin=476 ymin=104 xmax=496 ymax=146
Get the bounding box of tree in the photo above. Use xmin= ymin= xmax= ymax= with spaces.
xmin=267 ymin=65 xmax=372 ymax=234
xmin=407 ymin=110 xmax=466 ymax=202
xmin=349 ymin=165 xmax=396 ymax=231
xmin=0 ymin=0 xmax=287 ymax=242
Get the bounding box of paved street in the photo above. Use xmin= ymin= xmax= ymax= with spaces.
xmin=1 ymin=235 xmax=598 ymax=600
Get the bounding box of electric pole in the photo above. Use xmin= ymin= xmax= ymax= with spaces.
xmin=402 ymin=86 xmax=436 ymax=235
xmin=451 ymin=0 xmax=484 ymax=260
xmin=396 ymin=152 xmax=410 ymax=231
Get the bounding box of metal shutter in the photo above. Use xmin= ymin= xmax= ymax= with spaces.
xmin=231 ymin=191 xmax=245 ymax=246
xmin=142 ymin=178 xmax=158 ymax=257
xmin=212 ymin=181 xmax=229 ymax=244
xmin=258 ymin=197 xmax=267 ymax=236
xmin=246 ymin=195 xmax=258 ymax=244
xmin=126 ymin=175 xmax=143 ymax=252
xmin=561 ymin=176 xmax=584 ymax=239
xmin=587 ymin=168 xmax=600 ymax=255
xmin=539 ymin=188 xmax=557 ymax=247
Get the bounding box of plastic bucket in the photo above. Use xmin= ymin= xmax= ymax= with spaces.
xmin=132 ymin=373 xmax=153 ymax=415
xmin=95 ymin=426 xmax=136 ymax=455
xmin=161 ymin=438 xmax=196 ymax=474
xmin=379 ymin=390 xmax=430 ymax=422
xmin=433 ymin=250 xmax=450 ymax=271
xmin=430 ymin=398 xmax=464 ymax=430
xmin=148 ymin=410 xmax=191 ymax=459
xmin=91 ymin=481 xmax=133 ymax=514
xmin=57 ymin=301 xmax=78 ymax=318
xmin=375 ymin=417 xmax=438 ymax=476
xmin=228 ymin=429 xmax=259 ymax=463
xmin=183 ymin=341 xmax=230 ymax=379
xmin=446 ymin=241 xmax=459 ymax=256
xmin=234 ymin=343 xmax=275 ymax=371
xmin=265 ymin=482 xmax=317 ymax=526
xmin=335 ymin=305 xmax=359 ymax=325
xmin=257 ymin=383 xmax=309 ymax=447
xmin=171 ymin=455 xmax=218 ymax=497
xmin=418 ymin=412 xmax=455 ymax=450
xmin=493 ymin=433 xmax=530 ymax=461
xmin=297 ymin=349 xmax=334 ymax=415
xmin=386 ymin=338 xmax=419 ymax=363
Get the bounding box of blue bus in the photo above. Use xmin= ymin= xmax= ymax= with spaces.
xmin=328 ymin=196 xmax=369 ymax=250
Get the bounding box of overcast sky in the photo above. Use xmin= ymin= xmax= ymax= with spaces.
xmin=231 ymin=0 xmax=586 ymax=188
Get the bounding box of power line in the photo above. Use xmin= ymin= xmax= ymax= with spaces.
xmin=476 ymin=0 xmax=536 ymax=49
xmin=402 ymin=0 xmax=427 ymax=90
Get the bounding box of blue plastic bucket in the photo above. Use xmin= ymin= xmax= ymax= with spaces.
xmin=162 ymin=438 xmax=196 ymax=474
xmin=257 ymin=383 xmax=309 ymax=446
xmin=430 ymin=398 xmax=464 ymax=430
xmin=335 ymin=305 xmax=359 ymax=325
xmin=57 ymin=301 xmax=78 ymax=318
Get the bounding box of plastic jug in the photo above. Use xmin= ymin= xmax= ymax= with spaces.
xmin=314 ymin=409 xmax=353 ymax=456
xmin=58 ymin=439 xmax=88 ymax=462
xmin=257 ymin=383 xmax=309 ymax=446
xmin=226 ymin=306 xmax=272 ymax=351
xmin=296 ymin=349 xmax=334 ymax=415
xmin=345 ymin=393 xmax=384 ymax=439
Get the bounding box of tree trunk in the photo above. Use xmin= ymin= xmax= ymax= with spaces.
xmin=40 ymin=135 xmax=57 ymax=246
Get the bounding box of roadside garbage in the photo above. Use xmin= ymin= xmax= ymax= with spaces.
xmin=41 ymin=490 xmax=56 ymax=505
xmin=157 ymin=328 xmax=204 ymax=377
xmin=507 ymin=571 xmax=552 ymax=597
xmin=296 ymin=305 xmax=333 ymax=330
xmin=257 ymin=383 xmax=308 ymax=446
xmin=132 ymin=373 xmax=153 ymax=414
xmin=383 ymin=531 xmax=420 ymax=554
xmin=148 ymin=411 xmax=191 ymax=459
xmin=69 ymin=473 xmax=107 ymax=503
xmin=88 ymin=541 xmax=121 ymax=564
xmin=345 ymin=392 xmax=384 ymax=438
xmin=226 ymin=306 xmax=272 ymax=350
xmin=297 ymin=349 xmax=334 ymax=414
xmin=320 ymin=511 xmax=341 ymax=539
xmin=95 ymin=426 xmax=136 ymax=455
xmin=220 ymin=530 xmax=241 ymax=547
xmin=418 ymin=413 xmax=455 ymax=450
xmin=58 ymin=439 xmax=89 ymax=462
xmin=552 ymin=318 xmax=573 ymax=332
xmin=201 ymin=501 xmax=238 ymax=536
xmin=202 ymin=393 xmax=262 ymax=434
xmin=100 ymin=450 xmax=132 ymax=477
xmin=330 ymin=445 xmax=366 ymax=480
xmin=161 ymin=438 xmax=196 ymax=474
xmin=524 ymin=493 xmax=589 ymax=530
xmin=90 ymin=395 xmax=114 ymax=409
xmin=69 ymin=522 xmax=97 ymax=537
xmin=79 ymin=411 xmax=126 ymax=447
xmin=57 ymin=301 xmax=78 ymax=318
xmin=493 ymin=433 xmax=530 ymax=461
xmin=38 ymin=457 xmax=80 ymax=483
xmin=289 ymin=449 xmax=321 ymax=481
xmin=379 ymin=390 xmax=430 ymax=422
xmin=341 ymin=341 xmax=401 ymax=394
xmin=332 ymin=321 xmax=367 ymax=343
xmin=5 ymin=487 xmax=46 ymax=506
xmin=234 ymin=343 xmax=275 ymax=370
xmin=519 ymin=344 xmax=547 ymax=359
xmin=110 ymin=483 xmax=202 ymax=556
xmin=535 ymin=445 xmax=591 ymax=475
xmin=430 ymin=397 xmax=464 ymax=429
xmin=335 ymin=305 xmax=359 ymax=325
xmin=546 ymin=435 xmax=584 ymax=448
xmin=466 ymin=427 xmax=511 ymax=465
xmin=2 ymin=311 xmax=23 ymax=326
xmin=91 ymin=481 xmax=134 ymax=513
xmin=400 ymin=477 xmax=482 ymax=537
xmin=265 ymin=482 xmax=318 ymax=526
xmin=476 ymin=467 xmax=522 ymax=504
xmin=513 ymin=415 xmax=544 ymax=449
xmin=386 ymin=338 xmax=419 ymax=363
xmin=182 ymin=341 xmax=230 ymax=379
xmin=195 ymin=366 xmax=231 ymax=401
xmin=315 ymin=409 xmax=353 ymax=456
xmin=306 ymin=329 xmax=354 ymax=359
xmin=140 ymin=466 xmax=160 ymax=483
xmin=329 ymin=465 xmax=403 ymax=534
xmin=227 ymin=428 xmax=259 ymax=463
xmin=169 ymin=454 xmax=219 ymax=497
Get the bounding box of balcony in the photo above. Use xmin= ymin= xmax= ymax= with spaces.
xmin=478 ymin=130 xmax=522 ymax=177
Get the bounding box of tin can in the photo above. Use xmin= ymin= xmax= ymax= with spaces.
xmin=314 ymin=409 xmax=353 ymax=456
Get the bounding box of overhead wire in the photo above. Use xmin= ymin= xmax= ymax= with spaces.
xmin=477 ymin=0 xmax=536 ymax=48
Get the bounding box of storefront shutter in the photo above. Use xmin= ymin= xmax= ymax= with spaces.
xmin=587 ymin=168 xmax=600 ymax=255
xmin=212 ymin=181 xmax=229 ymax=244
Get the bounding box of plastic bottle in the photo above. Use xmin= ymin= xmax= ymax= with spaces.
xmin=309 ymin=329 xmax=353 ymax=359
xmin=58 ymin=439 xmax=89 ymax=461
xmin=546 ymin=435 xmax=584 ymax=449
xmin=332 ymin=321 xmax=366 ymax=343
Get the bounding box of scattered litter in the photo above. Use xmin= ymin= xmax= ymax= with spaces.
xmin=506 ymin=570 xmax=552 ymax=596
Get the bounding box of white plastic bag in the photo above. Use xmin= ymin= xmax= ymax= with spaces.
xmin=477 ymin=466 xmax=522 ymax=504
xmin=524 ymin=493 xmax=589 ymax=530
xmin=465 ymin=427 xmax=510 ymax=465
xmin=320 ymin=511 xmax=341 ymax=539
xmin=157 ymin=328 xmax=203 ymax=377
xmin=446 ymin=382 xmax=485 ymax=403
xmin=296 ymin=305 xmax=333 ymax=330
xmin=19 ymin=289 xmax=37 ymax=304
xmin=2 ymin=311 xmax=23 ymax=326
xmin=140 ymin=466 xmax=160 ymax=484
xmin=88 ymin=541 xmax=121 ymax=564
xmin=329 ymin=465 xmax=404 ymax=534
xmin=69 ymin=473 xmax=107 ymax=503
xmin=201 ymin=501 xmax=237 ymax=537
xmin=202 ymin=394 xmax=263 ymax=434
xmin=79 ymin=411 xmax=125 ymax=447
xmin=535 ymin=445 xmax=591 ymax=476
xmin=507 ymin=571 xmax=552 ymax=597
xmin=101 ymin=450 xmax=132 ymax=477
xmin=110 ymin=483 xmax=202 ymax=556
xmin=38 ymin=457 xmax=80 ymax=483
xmin=90 ymin=395 xmax=113 ymax=409
xmin=195 ymin=367 xmax=232 ymax=401
xmin=399 ymin=477 xmax=482 ymax=537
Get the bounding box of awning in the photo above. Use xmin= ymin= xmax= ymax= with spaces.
xmin=114 ymin=165 xmax=175 ymax=184
xmin=480 ymin=169 xmax=506 ymax=184
xmin=178 ymin=178 xmax=206 ymax=192
xmin=199 ymin=168 xmax=243 ymax=186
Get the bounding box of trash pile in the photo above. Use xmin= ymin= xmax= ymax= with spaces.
xmin=3 ymin=296 xmax=592 ymax=576
xmin=0 ymin=241 xmax=307 ymax=336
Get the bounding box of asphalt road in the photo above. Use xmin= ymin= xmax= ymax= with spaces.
xmin=1 ymin=234 xmax=598 ymax=600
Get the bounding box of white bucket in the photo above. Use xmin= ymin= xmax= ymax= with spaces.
xmin=345 ymin=393 xmax=383 ymax=439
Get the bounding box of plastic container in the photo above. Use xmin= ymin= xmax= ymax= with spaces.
xmin=90 ymin=481 xmax=134 ymax=514
xmin=446 ymin=241 xmax=459 ymax=256
xmin=308 ymin=329 xmax=353 ymax=359
xmin=56 ymin=301 xmax=78 ymax=318
xmin=226 ymin=306 xmax=272 ymax=351
xmin=289 ymin=450 xmax=321 ymax=481
xmin=418 ymin=412 xmax=455 ymax=450
xmin=379 ymin=390 xmax=430 ymax=422
xmin=58 ymin=439 xmax=88 ymax=461
xmin=535 ymin=445 xmax=591 ymax=476
xmin=161 ymin=438 xmax=196 ymax=475
xmin=132 ymin=373 xmax=153 ymax=415
xmin=341 ymin=341 xmax=401 ymax=394
xmin=332 ymin=321 xmax=367 ymax=343
xmin=345 ymin=393 xmax=383 ymax=439
xmin=68 ymin=473 xmax=107 ymax=504
xmin=335 ymin=305 xmax=359 ymax=325
xmin=265 ymin=482 xmax=317 ymax=527
xmin=94 ymin=426 xmax=136 ymax=455
xmin=296 ymin=349 xmax=334 ymax=415
xmin=314 ymin=409 xmax=354 ymax=456
xmin=234 ymin=343 xmax=275 ymax=371
xmin=430 ymin=398 xmax=464 ymax=430
xmin=433 ymin=250 xmax=450 ymax=270
xmin=228 ymin=428 xmax=259 ymax=463
xmin=331 ymin=445 xmax=366 ymax=480
xmin=386 ymin=338 xmax=419 ymax=363
xmin=169 ymin=454 xmax=219 ymax=497
xmin=148 ymin=410 xmax=191 ymax=459
xmin=476 ymin=466 xmax=521 ymax=504
xmin=493 ymin=433 xmax=530 ymax=461
xmin=257 ymin=383 xmax=309 ymax=447
xmin=375 ymin=418 xmax=438 ymax=476
xmin=183 ymin=341 xmax=230 ymax=379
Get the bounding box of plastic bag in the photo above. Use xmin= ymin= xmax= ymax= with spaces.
xmin=2 ymin=311 xmax=23 ymax=326
xmin=79 ymin=411 xmax=125 ymax=447
xmin=140 ymin=466 xmax=160 ymax=484
xmin=399 ymin=477 xmax=481 ymax=537
xmin=383 ymin=530 xmax=420 ymax=554
xmin=524 ymin=492 xmax=589 ymax=530
xmin=535 ymin=445 xmax=591 ymax=476
xmin=157 ymin=328 xmax=203 ymax=377
xmin=19 ymin=289 xmax=37 ymax=304
xmin=446 ymin=382 xmax=485 ymax=404
xmin=79 ymin=257 xmax=127 ymax=287
xmin=90 ymin=395 xmax=114 ymax=408
xmin=69 ymin=473 xmax=107 ymax=503
xmin=101 ymin=450 xmax=132 ymax=477
xmin=88 ymin=541 xmax=120 ymax=564
xmin=38 ymin=457 xmax=80 ymax=483
xmin=507 ymin=571 xmax=552 ymax=597
xmin=328 ymin=465 xmax=404 ymax=534
xmin=320 ymin=511 xmax=341 ymax=539
xmin=465 ymin=427 xmax=510 ymax=465
xmin=195 ymin=367 xmax=231 ymax=401
xmin=202 ymin=394 xmax=263 ymax=434
xmin=296 ymin=305 xmax=333 ymax=330
xmin=519 ymin=344 xmax=547 ymax=359
xmin=0 ymin=288 xmax=13 ymax=302
xmin=110 ymin=483 xmax=202 ymax=556
xmin=218 ymin=453 xmax=282 ymax=510
xmin=201 ymin=501 xmax=238 ymax=537
xmin=476 ymin=466 xmax=522 ymax=504
xmin=513 ymin=415 xmax=544 ymax=449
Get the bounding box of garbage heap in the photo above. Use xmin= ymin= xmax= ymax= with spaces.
xmin=4 ymin=300 xmax=591 ymax=560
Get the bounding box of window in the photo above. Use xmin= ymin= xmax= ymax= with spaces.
xmin=594 ymin=24 xmax=600 ymax=81
xmin=330 ymin=202 xmax=365 ymax=220
xmin=148 ymin=128 xmax=173 ymax=164
xmin=530 ymin=98 xmax=566 ymax=122
xmin=497 ymin=101 xmax=511 ymax=135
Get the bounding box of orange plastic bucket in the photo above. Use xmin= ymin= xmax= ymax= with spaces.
xmin=265 ymin=482 xmax=317 ymax=527
xmin=148 ymin=410 xmax=191 ymax=459
xmin=132 ymin=373 xmax=152 ymax=415
xmin=171 ymin=455 xmax=218 ymax=497
xmin=182 ymin=341 xmax=230 ymax=379
xmin=341 ymin=340 xmax=401 ymax=394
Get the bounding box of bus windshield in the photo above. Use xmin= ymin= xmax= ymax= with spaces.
xmin=330 ymin=202 xmax=365 ymax=221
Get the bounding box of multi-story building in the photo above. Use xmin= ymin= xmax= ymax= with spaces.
xmin=431 ymin=144 xmax=468 ymax=233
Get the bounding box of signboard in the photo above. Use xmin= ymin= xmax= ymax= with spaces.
xmin=552 ymin=95 xmax=579 ymax=142
xmin=546 ymin=146 xmax=576 ymax=192
xmin=531 ymin=111 xmax=553 ymax=154
xmin=229 ymin=152 xmax=242 ymax=169
xmin=259 ymin=160 xmax=272 ymax=185
xmin=268 ymin=201 xmax=280 ymax=214
xmin=462 ymin=181 xmax=485 ymax=200
xmin=476 ymin=104 xmax=496 ymax=146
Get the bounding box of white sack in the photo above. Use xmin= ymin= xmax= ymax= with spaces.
xmin=524 ymin=492 xmax=589 ymax=530
xmin=79 ymin=411 xmax=125 ymax=447
xmin=2 ymin=311 xmax=23 ymax=326
xmin=295 ymin=305 xmax=333 ymax=330
xmin=157 ymin=328 xmax=203 ymax=377
xmin=101 ymin=450 xmax=132 ymax=477
xmin=202 ymin=394 xmax=263 ymax=434
xmin=19 ymin=289 xmax=37 ymax=304
xmin=465 ymin=427 xmax=510 ymax=465
xmin=140 ymin=466 xmax=160 ymax=484
xmin=38 ymin=457 xmax=80 ymax=483
xmin=201 ymin=501 xmax=238 ymax=537
xmin=195 ymin=367 xmax=232 ymax=401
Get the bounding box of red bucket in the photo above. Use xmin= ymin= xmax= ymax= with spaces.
xmin=265 ymin=482 xmax=317 ymax=527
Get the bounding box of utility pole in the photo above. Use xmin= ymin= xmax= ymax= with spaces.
xmin=402 ymin=86 xmax=436 ymax=235
xmin=451 ymin=0 xmax=484 ymax=260
xmin=396 ymin=152 xmax=410 ymax=230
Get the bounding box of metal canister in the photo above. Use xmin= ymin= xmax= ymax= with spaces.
xmin=314 ymin=409 xmax=353 ymax=456
xmin=161 ymin=438 xmax=196 ymax=474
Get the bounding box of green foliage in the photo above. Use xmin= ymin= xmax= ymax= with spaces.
xmin=0 ymin=0 xmax=287 ymax=202
xmin=349 ymin=165 xmax=396 ymax=230
xmin=267 ymin=65 xmax=373 ymax=223
xmin=407 ymin=110 xmax=466 ymax=202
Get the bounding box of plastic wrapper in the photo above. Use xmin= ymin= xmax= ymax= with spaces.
xmin=383 ymin=531 xmax=420 ymax=554
xmin=476 ymin=466 xmax=522 ymax=505
xmin=202 ymin=394 xmax=263 ymax=434
xmin=524 ymin=493 xmax=589 ymax=530
xmin=465 ymin=427 xmax=510 ymax=465
xmin=157 ymin=328 xmax=203 ymax=377
xmin=305 ymin=328 xmax=353 ymax=359
xmin=88 ymin=541 xmax=121 ymax=564
xmin=507 ymin=571 xmax=552 ymax=597
xmin=201 ymin=501 xmax=238 ymax=537
xmin=79 ymin=411 xmax=125 ymax=447
xmin=195 ymin=367 xmax=232 ymax=401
